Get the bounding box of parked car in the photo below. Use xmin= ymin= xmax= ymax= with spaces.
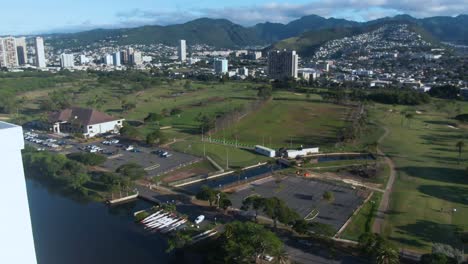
xmin=125 ymin=145 xmax=134 ymax=151
xmin=194 ymin=215 xmax=205 ymax=224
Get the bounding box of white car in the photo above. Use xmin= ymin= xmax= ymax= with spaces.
xmin=194 ymin=215 xmax=205 ymax=224
xmin=110 ymin=139 xmax=119 ymax=144
xmin=125 ymin=145 xmax=134 ymax=151
xmin=262 ymin=255 xmax=274 ymax=262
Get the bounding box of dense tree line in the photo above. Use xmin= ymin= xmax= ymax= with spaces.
xmin=428 ymin=85 xmax=460 ymax=100
xmin=22 ymin=146 xmax=90 ymax=192
xmin=367 ymin=89 xmax=430 ymax=105
xmin=66 ymin=152 xmax=107 ymax=166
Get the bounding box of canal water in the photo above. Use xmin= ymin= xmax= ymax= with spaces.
xmin=317 ymin=154 xmax=375 ymax=163
xmin=180 ymin=164 xmax=285 ymax=194
xmin=26 ymin=179 xmax=170 ymax=264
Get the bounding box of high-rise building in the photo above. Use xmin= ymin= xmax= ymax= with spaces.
xmin=112 ymin=52 xmax=121 ymax=66
xmin=34 ymin=37 xmax=46 ymax=68
xmin=103 ymin=54 xmax=113 ymax=65
xmin=179 ymin=40 xmax=186 ymax=62
xmin=0 ymin=40 xmax=5 ymax=68
xmin=0 ymin=37 xmax=19 ymax=68
xmin=60 ymin=53 xmax=74 ymax=68
xmin=15 ymin=37 xmax=27 ymax=65
xmin=79 ymin=55 xmax=90 ymax=65
xmin=120 ymin=50 xmax=128 ymax=65
xmin=130 ymin=51 xmax=143 ymax=66
xmin=0 ymin=122 xmax=38 ymax=264
xmin=214 ymin=58 xmax=228 ymax=74
xmin=267 ymin=50 xmax=298 ymax=80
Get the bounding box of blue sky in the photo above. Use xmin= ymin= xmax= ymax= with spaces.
xmin=1 ymin=0 xmax=466 ymax=35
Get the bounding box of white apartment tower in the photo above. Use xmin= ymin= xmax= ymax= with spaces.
xmin=60 ymin=53 xmax=74 ymax=68
xmin=0 ymin=37 xmax=19 ymax=68
xmin=0 ymin=39 xmax=5 ymax=67
xmin=130 ymin=51 xmax=143 ymax=66
xmin=214 ymin=58 xmax=228 ymax=74
xmin=113 ymin=52 xmax=121 ymax=66
xmin=103 ymin=54 xmax=113 ymax=65
xmin=0 ymin=122 xmax=38 ymax=264
xmin=179 ymin=40 xmax=187 ymax=62
xmin=34 ymin=37 xmax=46 ymax=68
xmin=16 ymin=37 xmax=27 ymax=65
xmin=267 ymin=50 xmax=298 ymax=80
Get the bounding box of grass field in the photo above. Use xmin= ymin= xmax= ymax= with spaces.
xmin=213 ymin=97 xmax=350 ymax=148
xmin=171 ymin=140 xmax=270 ymax=169
xmin=341 ymin=192 xmax=383 ymax=241
xmin=370 ymin=101 xmax=468 ymax=252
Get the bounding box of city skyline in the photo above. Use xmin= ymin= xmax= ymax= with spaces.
xmin=0 ymin=0 xmax=466 ymax=35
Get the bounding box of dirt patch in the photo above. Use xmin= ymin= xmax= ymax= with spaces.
xmin=163 ymin=167 xmax=210 ymax=183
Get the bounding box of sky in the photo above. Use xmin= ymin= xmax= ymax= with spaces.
xmin=1 ymin=0 xmax=467 ymax=35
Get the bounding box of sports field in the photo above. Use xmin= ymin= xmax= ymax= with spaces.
xmin=213 ymin=98 xmax=350 ymax=148
xmin=371 ymin=101 xmax=468 ymax=252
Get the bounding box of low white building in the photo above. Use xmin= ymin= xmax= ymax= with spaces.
xmin=255 ymin=145 xmax=276 ymax=157
xmin=49 ymin=107 xmax=124 ymax=138
xmin=286 ymin=147 xmax=319 ymax=159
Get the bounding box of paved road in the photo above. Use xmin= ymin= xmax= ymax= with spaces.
xmin=372 ymin=126 xmax=396 ymax=234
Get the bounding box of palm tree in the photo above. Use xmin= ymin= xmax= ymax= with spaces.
xmin=375 ymin=246 xmax=400 ymax=264
xmin=456 ymin=141 xmax=465 ymax=164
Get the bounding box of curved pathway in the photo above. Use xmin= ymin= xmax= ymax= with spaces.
xmin=372 ymin=126 xmax=397 ymax=233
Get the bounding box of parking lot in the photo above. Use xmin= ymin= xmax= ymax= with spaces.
xmin=23 ymin=130 xmax=201 ymax=177
xmin=229 ymin=176 xmax=368 ymax=230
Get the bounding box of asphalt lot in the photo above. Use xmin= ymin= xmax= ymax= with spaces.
xmin=229 ymin=176 xmax=366 ymax=231
xmin=23 ymin=130 xmax=200 ymax=177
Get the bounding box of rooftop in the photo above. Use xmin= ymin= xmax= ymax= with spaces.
xmin=0 ymin=121 xmax=18 ymax=130
xmin=49 ymin=107 xmax=121 ymax=126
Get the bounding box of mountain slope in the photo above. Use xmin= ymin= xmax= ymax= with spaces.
xmin=47 ymin=14 xmax=468 ymax=49
xmin=271 ymin=21 xmax=438 ymax=58
xmin=49 ymin=18 xmax=264 ymax=49
xmin=253 ymin=15 xmax=358 ymax=42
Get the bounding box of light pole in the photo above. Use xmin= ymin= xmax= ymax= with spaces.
xmin=216 ymin=193 xmax=221 ymax=209
xmin=226 ymin=147 xmax=229 ymax=169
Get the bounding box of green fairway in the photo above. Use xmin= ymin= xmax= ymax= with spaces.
xmin=370 ymin=102 xmax=468 ymax=252
xmin=213 ymin=98 xmax=350 ymax=148
xmin=171 ymin=140 xmax=270 ymax=169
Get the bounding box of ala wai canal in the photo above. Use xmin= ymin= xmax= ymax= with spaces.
xmin=26 ymin=179 xmax=170 ymax=264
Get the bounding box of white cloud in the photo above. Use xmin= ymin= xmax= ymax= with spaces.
xmin=40 ymin=1 xmax=467 ymax=34
xmin=115 ymin=1 xmax=467 ymax=27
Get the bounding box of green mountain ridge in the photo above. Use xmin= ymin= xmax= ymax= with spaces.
xmin=47 ymin=14 xmax=468 ymax=49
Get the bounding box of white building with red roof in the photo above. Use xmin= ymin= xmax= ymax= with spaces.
xmin=49 ymin=107 xmax=124 ymax=138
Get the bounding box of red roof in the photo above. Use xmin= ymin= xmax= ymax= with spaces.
xmin=49 ymin=107 xmax=121 ymax=126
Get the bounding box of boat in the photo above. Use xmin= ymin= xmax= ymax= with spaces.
xmin=155 ymin=218 xmax=179 ymax=230
xmin=144 ymin=213 xmax=169 ymax=225
xmin=146 ymin=217 xmax=172 ymax=229
xmin=162 ymin=219 xmax=187 ymax=233
xmin=141 ymin=211 xmax=163 ymax=223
